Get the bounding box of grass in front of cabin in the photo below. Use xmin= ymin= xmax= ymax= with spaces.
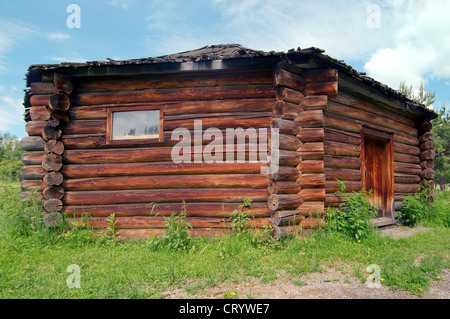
xmin=0 ymin=181 xmax=449 ymax=298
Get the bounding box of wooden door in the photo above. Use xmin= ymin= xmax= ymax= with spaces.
xmin=361 ymin=128 xmax=394 ymax=218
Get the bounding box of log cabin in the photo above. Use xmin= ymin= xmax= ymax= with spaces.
xmin=20 ymin=44 xmax=437 ymax=240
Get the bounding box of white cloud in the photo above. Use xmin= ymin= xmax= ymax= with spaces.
xmin=47 ymin=32 xmax=71 ymax=41
xmin=49 ymin=53 xmax=87 ymax=63
xmin=0 ymin=20 xmax=34 ymax=73
xmin=364 ymin=0 xmax=450 ymax=91
xmin=0 ymin=93 xmax=24 ymax=132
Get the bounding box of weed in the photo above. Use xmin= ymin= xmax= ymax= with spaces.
xmin=399 ymin=184 xmax=432 ymax=227
xmin=106 ymin=213 xmax=118 ymax=241
xmin=325 ymin=180 xmax=378 ymax=240
xmin=161 ymin=207 xmax=192 ymax=251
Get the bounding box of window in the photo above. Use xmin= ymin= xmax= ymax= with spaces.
xmin=106 ymin=106 xmax=163 ymax=144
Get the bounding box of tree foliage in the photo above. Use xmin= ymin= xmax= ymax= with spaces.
xmin=398 ymin=82 xmax=449 ymax=188
xmin=0 ymin=133 xmax=24 ymax=181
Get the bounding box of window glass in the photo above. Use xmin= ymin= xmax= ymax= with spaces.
xmin=112 ymin=110 xmax=160 ymax=140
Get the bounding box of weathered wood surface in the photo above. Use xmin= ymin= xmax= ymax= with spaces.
xmin=62 ymin=162 xmax=267 ymax=179
xmin=297 ymin=128 xmax=324 ymax=143
xmin=73 ymin=85 xmax=276 ymax=106
xmin=268 ymin=181 xmax=301 ymax=194
xmin=276 ymin=87 xmax=304 ymax=104
xmin=295 ymin=110 xmax=324 ymax=128
xmin=63 ymin=202 xmax=272 ymax=218
xmin=297 ymin=160 xmax=324 ymax=174
xmin=324 ymin=156 xmax=361 ymax=169
xmin=267 ymin=194 xmax=303 ymax=211
xmin=62 ymin=174 xmax=269 ymax=191
xmin=274 ymin=68 xmax=306 ymax=91
xmin=21 ymin=136 xmax=45 ymax=151
xmin=63 ymin=189 xmax=269 ymax=206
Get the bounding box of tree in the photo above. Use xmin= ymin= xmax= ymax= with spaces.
xmin=0 ymin=133 xmax=24 ymax=181
xmin=431 ymin=104 xmax=450 ymax=189
xmin=398 ymin=81 xmax=436 ymax=108
xmin=398 ymin=82 xmax=449 ymax=189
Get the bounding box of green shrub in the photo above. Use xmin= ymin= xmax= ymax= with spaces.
xmin=160 ymin=207 xmax=193 ymax=251
xmin=325 ymin=180 xmax=378 ymax=240
xmin=399 ymin=192 xmax=429 ymax=227
xmin=423 ymin=190 xmax=450 ymax=228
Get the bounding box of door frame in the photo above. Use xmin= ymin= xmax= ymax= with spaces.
xmin=360 ymin=126 xmax=395 ymax=220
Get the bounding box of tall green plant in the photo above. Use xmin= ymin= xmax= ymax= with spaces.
xmin=326 ymin=181 xmax=378 ymax=240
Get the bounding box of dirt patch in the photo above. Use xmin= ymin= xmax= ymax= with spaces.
xmin=380 ymin=226 xmax=431 ymax=239
xmin=160 ymin=267 xmax=449 ymax=300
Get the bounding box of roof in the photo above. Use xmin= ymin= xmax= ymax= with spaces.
xmin=26 ymin=44 xmax=436 ymax=120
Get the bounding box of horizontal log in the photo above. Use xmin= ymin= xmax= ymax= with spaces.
xmin=304 ymin=81 xmax=338 ymax=98
xmin=269 ymin=166 xmax=301 ymax=181
xmin=42 ymin=154 xmax=63 ymax=172
xmin=298 ymin=142 xmax=323 ymax=153
xmin=296 ymin=202 xmax=325 ymax=216
xmin=25 ymin=121 xmax=46 ymax=136
xmin=279 ymin=150 xmax=302 ymax=166
xmin=420 ymin=150 xmax=436 ymax=161
xmin=42 ymin=120 xmax=62 ymax=141
xmin=278 ymin=133 xmax=302 ymax=151
xmin=297 ymin=160 xmax=324 ymax=174
xmin=63 ymin=189 xmax=269 ymax=206
xmin=324 ymin=156 xmax=361 ymax=169
xmin=274 ymin=68 xmax=306 ymax=91
xmin=325 ymin=193 xmax=347 ymax=204
xmin=43 ymin=198 xmax=63 ymax=213
xmin=165 ymin=114 xmax=272 ymax=131
xmin=297 ymin=174 xmax=325 ymax=188
xmin=73 ymin=85 xmax=276 ymax=106
xmin=394 ymin=162 xmax=422 ymax=175
xmin=20 ymin=165 xmax=46 ymax=180
xmin=324 ymin=112 xmax=362 ymax=133
xmin=268 ymin=181 xmax=301 ymax=195
xmin=63 ymin=144 xmax=269 ymax=165
xmin=20 ymin=180 xmax=44 ymax=191
xmin=21 ymin=152 xmax=45 ymax=165
xmin=43 ymin=171 xmax=64 ymax=186
xmin=295 ymin=110 xmax=324 ymax=128
xmin=394 ymin=152 xmax=421 ymax=164
xmin=30 ymin=82 xmax=54 ymax=94
xmin=324 ymin=128 xmax=360 ymax=145
xmin=325 ymin=181 xmax=362 ymax=193
xmin=20 ymin=136 xmax=45 ymax=151
xmin=75 ymin=70 xmax=273 ymax=92
xmin=420 ymin=140 xmax=434 ymax=151
xmin=29 ymin=106 xmax=50 ymax=121
xmin=50 ymin=110 xmax=70 ymax=124
xmin=394 ymin=184 xmax=421 ymax=193
xmin=420 ymin=121 xmax=432 ymax=132
xmin=394 ymin=142 xmax=420 ymax=156
xmin=63 ymin=174 xmax=268 ymax=191
xmin=420 ymin=160 xmax=434 ymax=170
xmin=44 ymin=140 xmax=64 ymax=155
xmin=71 ymin=216 xmax=271 ymax=230
xmin=300 ymin=217 xmax=325 ymax=229
xmin=273 ymin=100 xmax=302 ymax=120
xmin=419 ymin=131 xmax=434 ymax=143
xmin=267 ymin=194 xmax=303 ymax=211
xmin=29 ymin=94 xmax=50 ymax=106
xmin=64 ymin=202 xmax=272 ymax=218
xmin=43 ymin=186 xmax=64 ymax=200
xmin=420 ymin=168 xmax=436 ymax=180
xmin=325 ymin=168 xmax=362 ymax=181
xmin=394 ymin=174 xmax=421 ymax=184
xmin=271 ymin=211 xmax=304 ymax=226
xmin=332 ymin=91 xmax=416 ymax=128
xmin=271 ymin=118 xmax=301 ymax=135
xmin=49 ymin=93 xmax=70 ymax=112
xmin=62 ymin=162 xmax=266 ymax=179
xmin=301 ymin=69 xmax=338 ymax=83
xmin=54 ymin=73 xmax=73 ymax=95
xmin=300 ymin=95 xmax=328 ymax=110
xmin=276 ymin=87 xmax=304 ymax=104
xmin=327 ymin=101 xmax=418 ymax=136
xmin=299 ymin=188 xmax=325 ymax=201
xmin=72 ymin=99 xmax=275 ymax=120
xmin=297 ymin=128 xmax=324 ymax=143
xmin=324 ymin=140 xmax=360 ymax=157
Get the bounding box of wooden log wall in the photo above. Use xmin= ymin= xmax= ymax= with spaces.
xmin=325 ymin=91 xmax=426 ymax=219
xmin=418 ymin=121 xmax=436 ymax=195
xmin=21 ymin=68 xmax=278 ymax=239
xmin=269 ymin=66 xmax=336 ymax=239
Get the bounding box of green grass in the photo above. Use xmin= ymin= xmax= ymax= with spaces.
xmin=0 ymin=181 xmax=449 ymax=298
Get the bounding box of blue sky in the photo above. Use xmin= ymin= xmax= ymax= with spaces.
xmin=1 ymin=0 xmax=449 ymax=139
